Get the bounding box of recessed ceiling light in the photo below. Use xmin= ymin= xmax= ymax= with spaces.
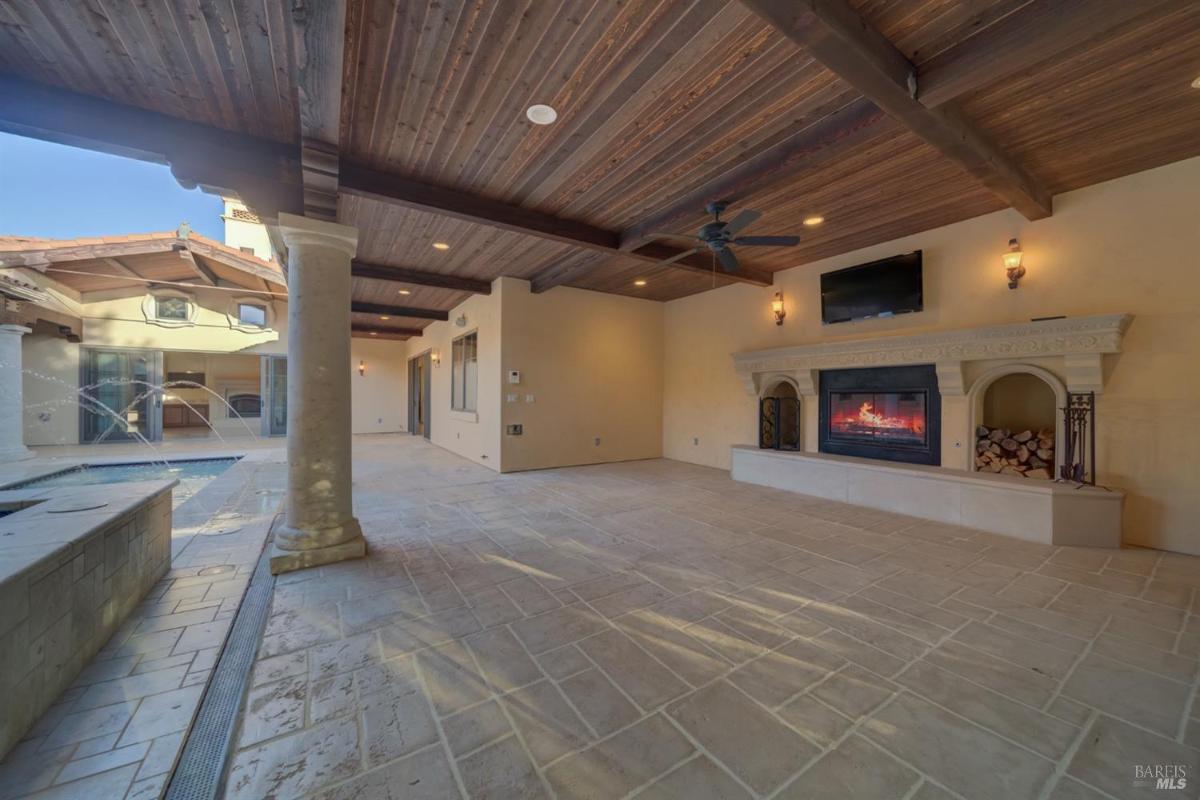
xmin=803 ymin=216 xmax=825 ymax=226
xmin=369 ymin=331 xmax=377 ymax=336
xmin=380 ymin=316 xmax=390 ymax=321
xmin=526 ymin=104 xmax=558 ymax=125
xmin=634 ymin=279 xmax=647 ymax=287
xmin=397 ymin=289 xmax=411 ymax=295
xmin=432 ymin=242 xmax=450 ymax=250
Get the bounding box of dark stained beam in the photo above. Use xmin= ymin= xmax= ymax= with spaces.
xmin=352 ymin=324 xmax=423 ymax=339
xmin=350 ymin=301 xmax=449 ymax=321
xmin=339 ymin=162 xmax=772 ymax=287
xmin=917 ymin=0 xmax=1177 ymax=108
xmin=739 ymin=0 xmax=1052 ymax=220
xmin=291 ymin=0 xmax=347 ymax=221
xmin=619 ymin=99 xmax=891 ymax=251
xmin=0 ymin=76 xmax=302 ymax=220
xmin=350 ymin=261 xmax=492 ymax=294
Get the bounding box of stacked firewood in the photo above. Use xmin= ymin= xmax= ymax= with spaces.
xmin=974 ymin=425 xmax=1054 ymax=479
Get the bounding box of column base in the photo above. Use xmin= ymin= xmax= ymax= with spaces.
xmin=269 ymin=533 xmax=366 ymax=574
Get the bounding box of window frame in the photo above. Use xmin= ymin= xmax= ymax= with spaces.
xmin=237 ymin=302 xmax=268 ymax=328
xmin=450 ymin=331 xmax=478 ymax=413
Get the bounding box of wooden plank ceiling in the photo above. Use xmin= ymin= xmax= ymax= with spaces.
xmin=1 ymin=0 xmax=1198 ymax=339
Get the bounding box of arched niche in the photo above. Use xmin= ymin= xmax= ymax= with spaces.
xmin=968 ymin=364 xmax=1067 ymax=479
xmin=759 ymin=377 xmax=801 ymax=450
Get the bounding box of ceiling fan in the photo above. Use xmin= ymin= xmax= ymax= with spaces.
xmin=644 ymin=200 xmax=800 ymax=273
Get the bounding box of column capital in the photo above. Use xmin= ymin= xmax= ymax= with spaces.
xmin=0 ymin=324 xmax=32 ymax=336
xmin=278 ymin=213 xmax=358 ymax=258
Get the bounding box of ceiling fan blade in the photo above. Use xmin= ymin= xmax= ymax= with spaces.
xmin=722 ymin=208 xmax=762 ymax=236
xmin=733 ymin=235 xmax=800 ymax=247
xmin=654 ymin=247 xmax=701 ymax=267
xmin=715 ymin=247 xmax=739 ymax=273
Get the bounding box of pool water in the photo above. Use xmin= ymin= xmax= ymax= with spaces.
xmin=16 ymin=458 xmax=240 ymax=489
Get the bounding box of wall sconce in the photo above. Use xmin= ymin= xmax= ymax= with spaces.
xmin=358 ymin=360 xmax=365 ymax=377
xmin=431 ymin=349 xmax=441 ymax=366
xmin=1003 ymin=238 xmax=1025 ymax=289
xmin=771 ymin=292 xmax=786 ymax=326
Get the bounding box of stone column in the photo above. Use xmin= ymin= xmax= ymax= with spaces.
xmin=0 ymin=325 xmax=33 ymax=461
xmin=270 ymin=214 xmax=366 ymax=574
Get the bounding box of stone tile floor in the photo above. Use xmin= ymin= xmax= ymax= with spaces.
xmin=2 ymin=435 xmax=1197 ymax=799
xmin=0 ymin=448 xmax=285 ymax=800
xmin=219 ymin=437 xmax=1199 ymax=800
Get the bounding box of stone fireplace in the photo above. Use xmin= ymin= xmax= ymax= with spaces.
xmin=731 ymin=314 xmax=1131 ymax=546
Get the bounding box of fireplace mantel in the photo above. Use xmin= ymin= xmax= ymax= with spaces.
xmin=733 ymin=313 xmax=1132 ymax=397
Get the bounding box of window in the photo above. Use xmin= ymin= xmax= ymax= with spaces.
xmin=237 ymin=303 xmax=267 ymax=327
xmin=227 ymin=392 xmax=262 ymax=418
xmin=156 ymin=296 xmax=189 ymax=321
xmin=451 ymin=332 xmax=477 ymax=412
xmin=239 ymin=245 xmax=256 ymax=255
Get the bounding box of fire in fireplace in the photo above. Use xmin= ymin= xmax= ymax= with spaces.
xmin=829 ymin=392 xmax=927 ymax=446
xmin=819 ymin=365 xmax=941 ymax=465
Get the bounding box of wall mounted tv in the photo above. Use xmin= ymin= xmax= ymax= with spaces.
xmin=820 ymin=250 xmax=923 ymax=325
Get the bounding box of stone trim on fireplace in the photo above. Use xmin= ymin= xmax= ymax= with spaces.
xmin=733 ymin=312 xmax=1132 ymax=475
xmin=732 ymin=313 xmax=1131 ymax=396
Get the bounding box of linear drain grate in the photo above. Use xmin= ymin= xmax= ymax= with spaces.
xmin=164 ymin=520 xmax=279 ymax=800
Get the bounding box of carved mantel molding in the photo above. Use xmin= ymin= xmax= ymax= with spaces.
xmin=734 ymin=313 xmax=1132 ymax=396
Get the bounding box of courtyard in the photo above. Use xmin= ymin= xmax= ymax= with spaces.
xmin=2 ymin=1 xmax=1200 ymax=798
xmin=3 ymin=435 xmax=1197 ymax=799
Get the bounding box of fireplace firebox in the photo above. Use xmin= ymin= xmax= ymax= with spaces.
xmin=819 ymin=365 xmax=941 ymax=465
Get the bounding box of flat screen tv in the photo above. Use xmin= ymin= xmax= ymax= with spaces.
xmin=820 ymin=250 xmax=923 ymax=324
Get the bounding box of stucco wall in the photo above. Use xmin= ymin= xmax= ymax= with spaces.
xmin=404 ymin=286 xmax=503 ymax=470
xmin=663 ymin=156 xmax=1200 ymax=554
xmin=22 ymin=333 xmax=81 ymax=446
xmin=81 ymin=287 xmax=286 ymax=354
xmin=500 ymin=280 xmax=663 ymax=472
xmin=350 ymin=337 xmax=407 ymax=435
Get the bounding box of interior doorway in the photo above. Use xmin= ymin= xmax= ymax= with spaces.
xmin=408 ymin=352 xmax=432 ymax=439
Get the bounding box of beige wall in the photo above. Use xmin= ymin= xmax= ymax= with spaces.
xmin=404 ymin=286 xmax=503 ymax=469
xmin=82 ymin=287 xmax=286 ymax=354
xmin=500 ymin=279 xmax=663 ymax=472
xmin=664 ymin=156 xmax=1200 ymax=554
xmin=350 ymin=338 xmax=407 ymax=435
xmin=22 ymin=333 xmax=81 ymax=446
xmin=403 ymin=277 xmax=665 ymax=473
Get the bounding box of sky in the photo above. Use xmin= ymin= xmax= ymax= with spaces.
xmin=0 ymin=131 xmax=225 ymax=240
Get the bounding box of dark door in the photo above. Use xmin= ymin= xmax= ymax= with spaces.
xmin=408 ymin=353 xmax=432 ymax=439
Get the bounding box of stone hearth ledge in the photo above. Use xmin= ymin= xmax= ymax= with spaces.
xmin=731 ymin=446 xmax=1122 ymax=547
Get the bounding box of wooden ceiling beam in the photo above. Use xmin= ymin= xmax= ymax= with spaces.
xmin=350 ymin=301 xmax=449 ymax=321
xmin=618 ymin=99 xmax=891 ymax=251
xmin=916 ymin=0 xmax=1177 ymax=109
xmin=339 ymin=162 xmax=772 ymax=287
xmin=739 ymin=0 xmax=1052 ymax=220
xmin=0 ymin=76 xmax=302 ymax=220
xmin=352 ymin=324 xmax=423 ymax=339
xmin=291 ymin=0 xmax=346 ymax=222
xmin=350 ymin=261 xmax=492 ymax=294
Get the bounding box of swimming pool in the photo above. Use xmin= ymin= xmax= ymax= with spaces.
xmin=8 ymin=457 xmax=241 ymax=508
xmin=12 ymin=457 xmax=240 ymax=489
